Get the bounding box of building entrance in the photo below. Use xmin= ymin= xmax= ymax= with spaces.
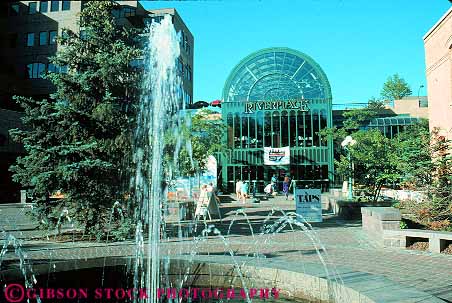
xmin=219 ymin=47 xmax=334 ymax=194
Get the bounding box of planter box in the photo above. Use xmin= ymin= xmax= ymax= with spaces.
xmin=337 ymin=200 xmax=396 ymax=220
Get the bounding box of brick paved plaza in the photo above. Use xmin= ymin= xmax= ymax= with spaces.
xmin=1 ymin=195 xmax=451 ymax=302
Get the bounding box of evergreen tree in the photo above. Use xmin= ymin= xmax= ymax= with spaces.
xmin=10 ymin=2 xmax=141 ymax=239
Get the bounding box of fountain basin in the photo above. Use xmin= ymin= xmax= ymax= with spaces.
xmin=1 ymin=254 xmax=443 ymax=303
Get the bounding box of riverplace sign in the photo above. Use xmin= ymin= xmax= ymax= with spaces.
xmin=244 ymin=100 xmax=309 ymax=114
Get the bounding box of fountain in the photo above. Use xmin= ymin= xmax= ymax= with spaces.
xmin=130 ymin=14 xmax=184 ymax=303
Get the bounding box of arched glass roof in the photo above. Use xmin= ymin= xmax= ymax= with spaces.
xmin=222 ymin=47 xmax=332 ymax=102
xmin=368 ymin=116 xmax=422 ymax=127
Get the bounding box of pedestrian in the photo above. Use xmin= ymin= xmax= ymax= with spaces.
xmin=264 ymin=182 xmax=273 ymax=196
xmin=271 ymin=174 xmax=277 ymax=193
xmin=283 ymin=175 xmax=291 ymax=200
xmin=235 ymin=179 xmax=243 ymax=200
xmin=241 ymin=181 xmax=249 ymax=204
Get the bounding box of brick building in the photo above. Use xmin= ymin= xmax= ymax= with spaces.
xmin=0 ymin=1 xmax=194 ymax=202
xmin=424 ymin=7 xmax=452 ymax=140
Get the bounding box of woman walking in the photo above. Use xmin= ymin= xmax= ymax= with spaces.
xmin=283 ymin=175 xmax=291 ymax=200
xmin=235 ymin=179 xmax=243 ymax=200
xmin=241 ymin=181 xmax=249 ymax=204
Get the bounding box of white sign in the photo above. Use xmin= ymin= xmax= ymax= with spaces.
xmin=264 ymin=146 xmax=290 ymax=165
xmin=295 ymin=189 xmax=322 ymax=223
xmin=200 ymin=155 xmax=217 ymax=187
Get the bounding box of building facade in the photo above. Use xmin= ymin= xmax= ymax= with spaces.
xmin=391 ymin=96 xmax=429 ymax=119
xmin=147 ymin=8 xmax=194 ymax=107
xmin=0 ymin=1 xmax=194 ymax=109
xmin=424 ymin=7 xmax=452 ymax=140
xmin=0 ymin=1 xmax=194 ymax=202
xmin=220 ymin=47 xmax=334 ymax=192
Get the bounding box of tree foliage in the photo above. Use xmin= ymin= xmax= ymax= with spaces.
xmin=165 ymin=109 xmax=225 ymax=177
xmin=392 ymin=119 xmax=431 ymax=188
xmin=395 ymin=127 xmax=452 ymax=230
xmin=9 ymin=2 xmax=141 ymax=239
xmin=380 ymin=74 xmax=412 ymax=101
xmin=336 ymin=129 xmax=399 ymax=202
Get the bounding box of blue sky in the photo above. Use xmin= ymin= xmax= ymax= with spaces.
xmin=141 ymin=0 xmax=451 ymax=104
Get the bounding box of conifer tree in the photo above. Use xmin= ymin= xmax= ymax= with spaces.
xmin=10 ymin=2 xmax=141 ymax=239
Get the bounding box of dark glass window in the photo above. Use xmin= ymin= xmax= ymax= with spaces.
xmin=48 ymin=63 xmax=67 ymax=74
xmin=39 ymin=31 xmax=48 ymax=45
xmin=186 ymin=66 xmax=192 ymax=81
xmin=48 ymin=63 xmax=57 ymax=73
xmin=256 ymin=112 xmax=263 ymax=148
xmin=50 ymin=1 xmax=59 ymax=12
xmin=10 ymin=4 xmax=20 ymax=16
xmin=49 ymin=30 xmax=57 ymax=44
xmin=40 ymin=1 xmax=48 ymax=13
xmin=281 ymin=111 xmax=289 ymax=147
xmin=180 ymin=31 xmax=184 ymax=48
xmin=184 ymin=36 xmax=189 ymax=52
xmin=38 ymin=63 xmax=46 ymax=78
xmin=122 ymin=7 xmax=135 ymax=17
xmin=26 ymin=32 xmax=35 ymax=46
xmin=177 ymin=58 xmax=183 ymax=75
xmin=151 ymin=16 xmax=163 ymax=23
xmin=234 ymin=113 xmax=241 ymax=148
xmin=186 ymin=43 xmax=191 ymax=55
xmin=27 ymin=63 xmax=46 ymax=78
xmin=62 ymin=0 xmax=70 ymax=11
xmin=28 ymin=2 xmax=37 ymax=14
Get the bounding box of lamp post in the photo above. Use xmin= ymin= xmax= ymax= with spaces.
xmin=417 ymin=84 xmax=424 ymax=107
xmin=341 ymin=135 xmax=357 ymax=200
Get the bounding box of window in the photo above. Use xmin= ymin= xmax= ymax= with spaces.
xmin=48 ymin=63 xmax=57 ymax=73
xmin=186 ymin=43 xmax=191 ymax=55
xmin=180 ymin=31 xmax=184 ymax=48
xmin=151 ymin=16 xmax=163 ymax=23
xmin=10 ymin=4 xmax=20 ymax=16
xmin=28 ymin=2 xmax=37 ymax=14
xmin=184 ymin=36 xmax=189 ymax=52
xmin=50 ymin=0 xmax=59 ymax=12
xmin=27 ymin=63 xmax=46 ymax=79
xmin=40 ymin=1 xmax=48 ymax=13
xmin=26 ymin=32 xmax=35 ymax=46
xmin=177 ymin=58 xmax=183 ymax=75
xmin=48 ymin=63 xmax=68 ymax=74
xmin=187 ymin=66 xmax=192 ymax=81
xmin=39 ymin=31 xmax=48 ymax=45
xmin=122 ymin=7 xmax=135 ymax=17
xmin=49 ymin=30 xmax=57 ymax=44
xmin=62 ymin=0 xmax=70 ymax=11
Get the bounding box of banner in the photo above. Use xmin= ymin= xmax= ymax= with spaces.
xmin=295 ymin=189 xmax=322 ymax=223
xmin=264 ymin=146 xmax=290 ymax=165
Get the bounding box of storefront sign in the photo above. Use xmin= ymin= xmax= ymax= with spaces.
xmin=244 ymin=100 xmax=309 ymax=114
xmin=264 ymin=146 xmax=290 ymax=165
xmin=295 ymin=188 xmax=322 ymax=222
